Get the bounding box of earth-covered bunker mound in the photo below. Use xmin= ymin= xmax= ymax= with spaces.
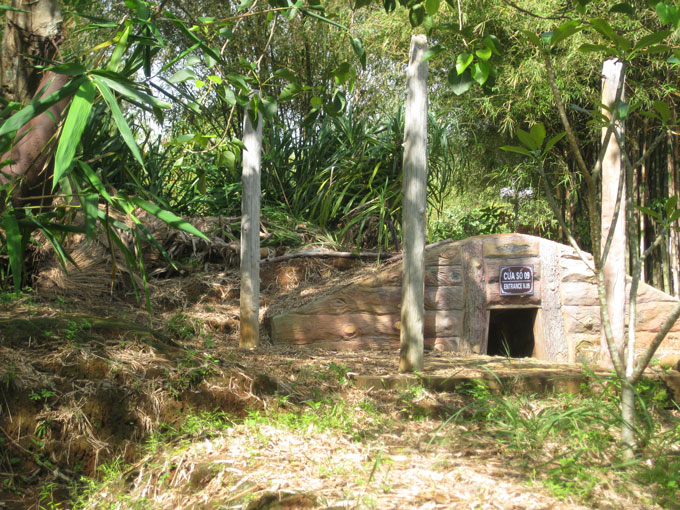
xmin=267 ymin=234 xmax=680 ymax=363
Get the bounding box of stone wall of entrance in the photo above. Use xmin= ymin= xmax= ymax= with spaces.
xmin=267 ymin=234 xmax=680 ymax=364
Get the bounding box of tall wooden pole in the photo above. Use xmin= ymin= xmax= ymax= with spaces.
xmin=400 ymin=34 xmax=428 ymax=373
xmin=667 ymin=121 xmax=679 ymax=297
xmin=240 ymin=108 xmax=262 ymax=349
xmin=600 ymin=59 xmax=626 ymax=368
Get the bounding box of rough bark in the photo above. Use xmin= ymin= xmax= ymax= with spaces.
xmin=600 ymin=59 xmax=626 ymax=368
xmin=399 ymin=34 xmax=428 ymax=373
xmin=0 ymin=0 xmax=66 ymax=211
xmin=1 ymin=0 xmax=63 ymax=104
xmin=239 ymin=109 xmax=262 ymax=349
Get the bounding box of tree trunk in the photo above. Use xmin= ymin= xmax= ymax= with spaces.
xmin=399 ymin=34 xmax=428 ymax=373
xmin=1 ymin=0 xmax=63 ymax=104
xmin=0 ymin=71 xmax=69 ymax=211
xmin=599 ymin=59 xmax=626 ymax=368
xmin=240 ymin=109 xmax=262 ymax=349
xmin=638 ymin=120 xmax=648 ymax=283
xmin=671 ymin=112 xmax=680 ymax=297
xmin=0 ymin=0 xmax=67 ymax=212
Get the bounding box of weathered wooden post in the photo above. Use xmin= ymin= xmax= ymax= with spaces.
xmin=400 ymin=34 xmax=428 ymax=373
xmin=240 ymin=107 xmax=263 ymax=349
xmin=600 ymin=59 xmax=626 ymax=368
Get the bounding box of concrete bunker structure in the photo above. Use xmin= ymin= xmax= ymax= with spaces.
xmin=267 ymin=234 xmax=680 ymax=363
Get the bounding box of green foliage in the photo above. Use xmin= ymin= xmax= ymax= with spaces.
xmin=301 ymin=362 xmax=351 ymax=385
xmin=429 ymin=202 xmax=510 ymax=241
xmin=259 ymin=108 xmax=455 ymax=250
xmin=429 ymin=191 xmax=558 ymax=242
xmin=166 ymin=312 xmax=203 ymax=341
xmin=29 ymin=388 xmax=57 ymax=402
xmin=431 ymin=373 xmax=680 ymax=506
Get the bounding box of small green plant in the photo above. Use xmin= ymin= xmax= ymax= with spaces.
xmin=317 ymin=362 xmax=350 ymax=384
xmin=300 ymin=362 xmax=351 ymax=385
xmin=35 ymin=419 xmax=53 ymax=438
xmin=29 ymin=388 xmax=56 ymax=402
xmin=38 ymin=482 xmax=63 ymax=510
xmin=244 ymin=399 xmax=355 ymax=436
xmin=180 ymin=410 xmax=234 ymax=436
xmin=0 ymin=363 xmax=16 ymax=389
xmin=63 ymin=318 xmax=91 ymax=343
xmin=167 ymin=312 xmax=202 ymax=341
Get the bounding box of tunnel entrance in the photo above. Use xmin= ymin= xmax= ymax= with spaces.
xmin=487 ymin=308 xmax=537 ymax=358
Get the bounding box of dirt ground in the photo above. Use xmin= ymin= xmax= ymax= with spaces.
xmin=1 ymin=254 xmax=678 ymax=509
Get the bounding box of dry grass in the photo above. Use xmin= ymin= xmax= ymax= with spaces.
xmin=1 ymin=251 xmax=678 ymax=509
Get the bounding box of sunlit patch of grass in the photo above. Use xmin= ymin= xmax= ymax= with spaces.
xmin=244 ymin=399 xmax=353 ymax=436
xmin=429 ymin=374 xmax=680 ymax=507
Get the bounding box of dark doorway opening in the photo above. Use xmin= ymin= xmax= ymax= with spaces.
xmin=487 ymin=308 xmax=537 ymax=357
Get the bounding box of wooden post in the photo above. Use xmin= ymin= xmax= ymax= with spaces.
xmin=400 ymin=35 xmax=428 ymax=373
xmin=240 ymin=107 xmax=262 ymax=349
xmin=600 ymin=59 xmax=626 ymax=367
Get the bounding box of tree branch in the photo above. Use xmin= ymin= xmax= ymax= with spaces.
xmin=499 ymin=0 xmax=569 ymax=20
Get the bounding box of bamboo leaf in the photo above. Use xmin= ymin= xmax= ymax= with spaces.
xmin=0 ymin=78 xmax=82 ymax=138
xmin=653 ymin=100 xmax=671 ymax=123
xmin=164 ymin=10 xmax=223 ymax=65
xmin=38 ymin=223 xmax=77 ymax=270
xmin=47 ymin=63 xmax=88 ymax=76
xmin=2 ymin=213 xmax=23 ymax=289
xmin=161 ymin=43 xmax=200 ymax=72
xmin=107 ymin=21 xmax=132 ymax=72
xmin=130 ymin=196 xmax=209 ymax=241
xmin=90 ymin=71 xmax=170 ymax=110
xmin=92 ymin=76 xmax=145 ymax=169
xmin=83 ymin=192 xmax=99 ymax=239
xmin=500 ymin=145 xmax=533 ymax=157
xmin=53 ymin=78 xmax=96 ymax=188
xmin=169 ymin=68 xmax=198 ymax=83
xmin=0 ymin=5 xmax=29 ymax=12
xmin=78 ymin=161 xmax=114 ymax=204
